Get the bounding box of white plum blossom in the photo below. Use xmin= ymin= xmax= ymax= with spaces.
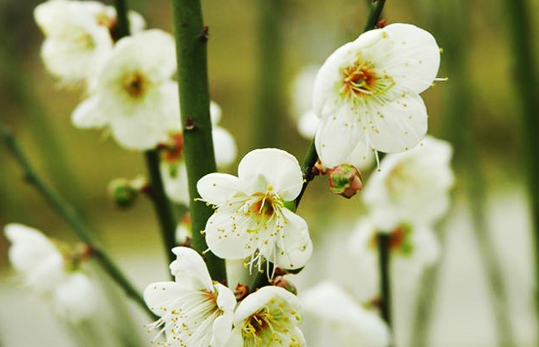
xmin=301 ymin=281 xmax=390 ymax=347
xmin=292 ymin=65 xmax=320 ymax=120
xmin=297 ymin=110 xmax=320 ymax=140
xmin=161 ymin=101 xmax=238 ymax=205
xmin=34 ymin=0 xmax=145 ymax=86
xmin=313 ymin=23 xmax=441 ymax=168
xmin=4 ymin=224 xmax=97 ymax=323
xmin=72 ymin=29 xmax=179 ymax=150
xmin=347 ymin=218 xmax=440 ymax=298
xmin=197 ymin=148 xmax=313 ymax=271
xmin=225 ymin=286 xmax=306 ymax=347
xmin=144 ymin=247 xmax=236 ymax=347
xmin=363 ymin=136 xmax=454 ymax=231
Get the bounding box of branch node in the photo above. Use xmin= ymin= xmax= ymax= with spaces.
xmin=199 ymin=25 xmax=210 ymax=42
xmin=185 ymin=116 xmax=196 ymax=131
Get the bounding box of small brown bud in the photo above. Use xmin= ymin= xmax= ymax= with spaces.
xmin=234 ymin=283 xmax=249 ymax=301
xmin=327 ymin=164 xmax=363 ymax=199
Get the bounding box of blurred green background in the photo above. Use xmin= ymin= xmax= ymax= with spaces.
xmin=0 ymin=0 xmax=538 ymax=346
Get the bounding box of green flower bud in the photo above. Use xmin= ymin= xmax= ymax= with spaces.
xmin=327 ymin=164 xmax=363 ymax=198
xmin=108 ymin=178 xmax=141 ymax=209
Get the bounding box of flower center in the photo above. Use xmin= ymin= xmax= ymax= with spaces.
xmin=122 ymin=71 xmax=147 ymax=98
xmin=241 ymin=301 xmax=300 ymax=347
xmin=243 ymin=306 xmax=272 ymax=338
xmin=340 ymin=59 xmax=394 ymax=100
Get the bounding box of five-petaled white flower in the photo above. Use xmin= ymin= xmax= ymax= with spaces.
xmin=72 ymin=29 xmax=178 ymax=150
xmin=197 ymin=148 xmax=313 ymax=272
xmin=363 ymin=135 xmax=454 ymax=231
xmin=301 ymin=281 xmax=390 ymax=347
xmin=225 ymin=286 xmax=306 ymax=347
xmin=34 ymin=0 xmax=145 ymax=86
xmin=144 ymin=247 xmax=236 ymax=347
xmin=313 ymin=23 xmax=441 ymax=168
xmin=4 ymin=224 xmax=98 ymax=323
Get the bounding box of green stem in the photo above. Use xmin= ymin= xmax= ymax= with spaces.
xmin=112 ymin=0 xmax=130 ymax=40
xmin=0 ymin=20 xmax=89 ymax=224
xmin=0 ymin=121 xmax=156 ymax=320
xmin=169 ymin=0 xmax=227 ymax=283
xmin=362 ymin=0 xmax=387 ymax=32
xmin=377 ymin=233 xmax=393 ymax=337
xmin=254 ymin=0 xmax=285 ymax=148
xmin=144 ymin=150 xmax=178 ymax=266
xmin=502 ymin=0 xmax=539 ymax=331
xmin=294 ymin=0 xmax=387 ymax=209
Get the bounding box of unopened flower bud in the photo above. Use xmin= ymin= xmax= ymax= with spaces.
xmin=272 ymin=277 xmax=297 ymax=295
xmin=108 ymin=177 xmax=146 ymax=209
xmin=327 ymin=164 xmax=363 ymax=198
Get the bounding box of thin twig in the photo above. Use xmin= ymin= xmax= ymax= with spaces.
xmin=0 ymin=121 xmax=156 ymax=320
xmin=144 ymin=150 xmax=178 ymax=266
xmin=377 ymin=233 xmax=393 ymax=342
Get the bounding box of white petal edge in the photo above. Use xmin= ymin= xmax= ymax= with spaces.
xmin=170 ymin=247 xmax=213 ymax=292
xmin=197 ymin=173 xmax=243 ymax=206
xmin=238 ymin=148 xmax=303 ymax=201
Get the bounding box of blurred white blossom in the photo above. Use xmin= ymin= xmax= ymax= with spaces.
xmin=301 ymin=281 xmax=390 ymax=347
xmin=225 ymin=286 xmax=306 ymax=347
xmin=363 ymin=135 xmax=454 ymax=231
xmin=4 ymin=224 xmax=97 ymax=323
xmin=197 ymin=148 xmax=312 ymax=271
xmin=72 ymin=29 xmax=178 ymax=150
xmin=144 ymin=247 xmax=236 ymax=347
xmin=347 ymin=218 xmax=440 ymax=299
xmin=313 ymin=23 xmax=440 ymax=167
xmin=161 ymin=101 xmax=238 ymax=205
xmin=34 ymin=0 xmax=145 ymax=86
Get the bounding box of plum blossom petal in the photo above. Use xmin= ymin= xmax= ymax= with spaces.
xmin=197 ymin=173 xmax=243 ymax=206
xmin=4 ymin=224 xmax=98 ymax=322
xmin=170 ymin=247 xmax=214 ymax=291
xmin=302 ymin=281 xmax=390 ymax=347
xmin=72 ymin=29 xmax=178 ymax=150
xmin=238 ymin=148 xmax=303 ymax=201
xmin=144 ymin=246 xmax=236 ymax=347
xmin=312 ymin=23 xmax=441 ymax=167
xmin=230 ymin=286 xmax=305 ymax=347
xmin=199 ymin=149 xmax=312 ymax=271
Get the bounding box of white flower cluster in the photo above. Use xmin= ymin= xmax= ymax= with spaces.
xmin=145 ymin=247 xmax=305 ymax=347
xmin=20 ymin=1 xmax=453 ymax=344
xmin=4 ymin=224 xmax=98 ymax=323
xmin=35 ymin=0 xmax=237 ymax=204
